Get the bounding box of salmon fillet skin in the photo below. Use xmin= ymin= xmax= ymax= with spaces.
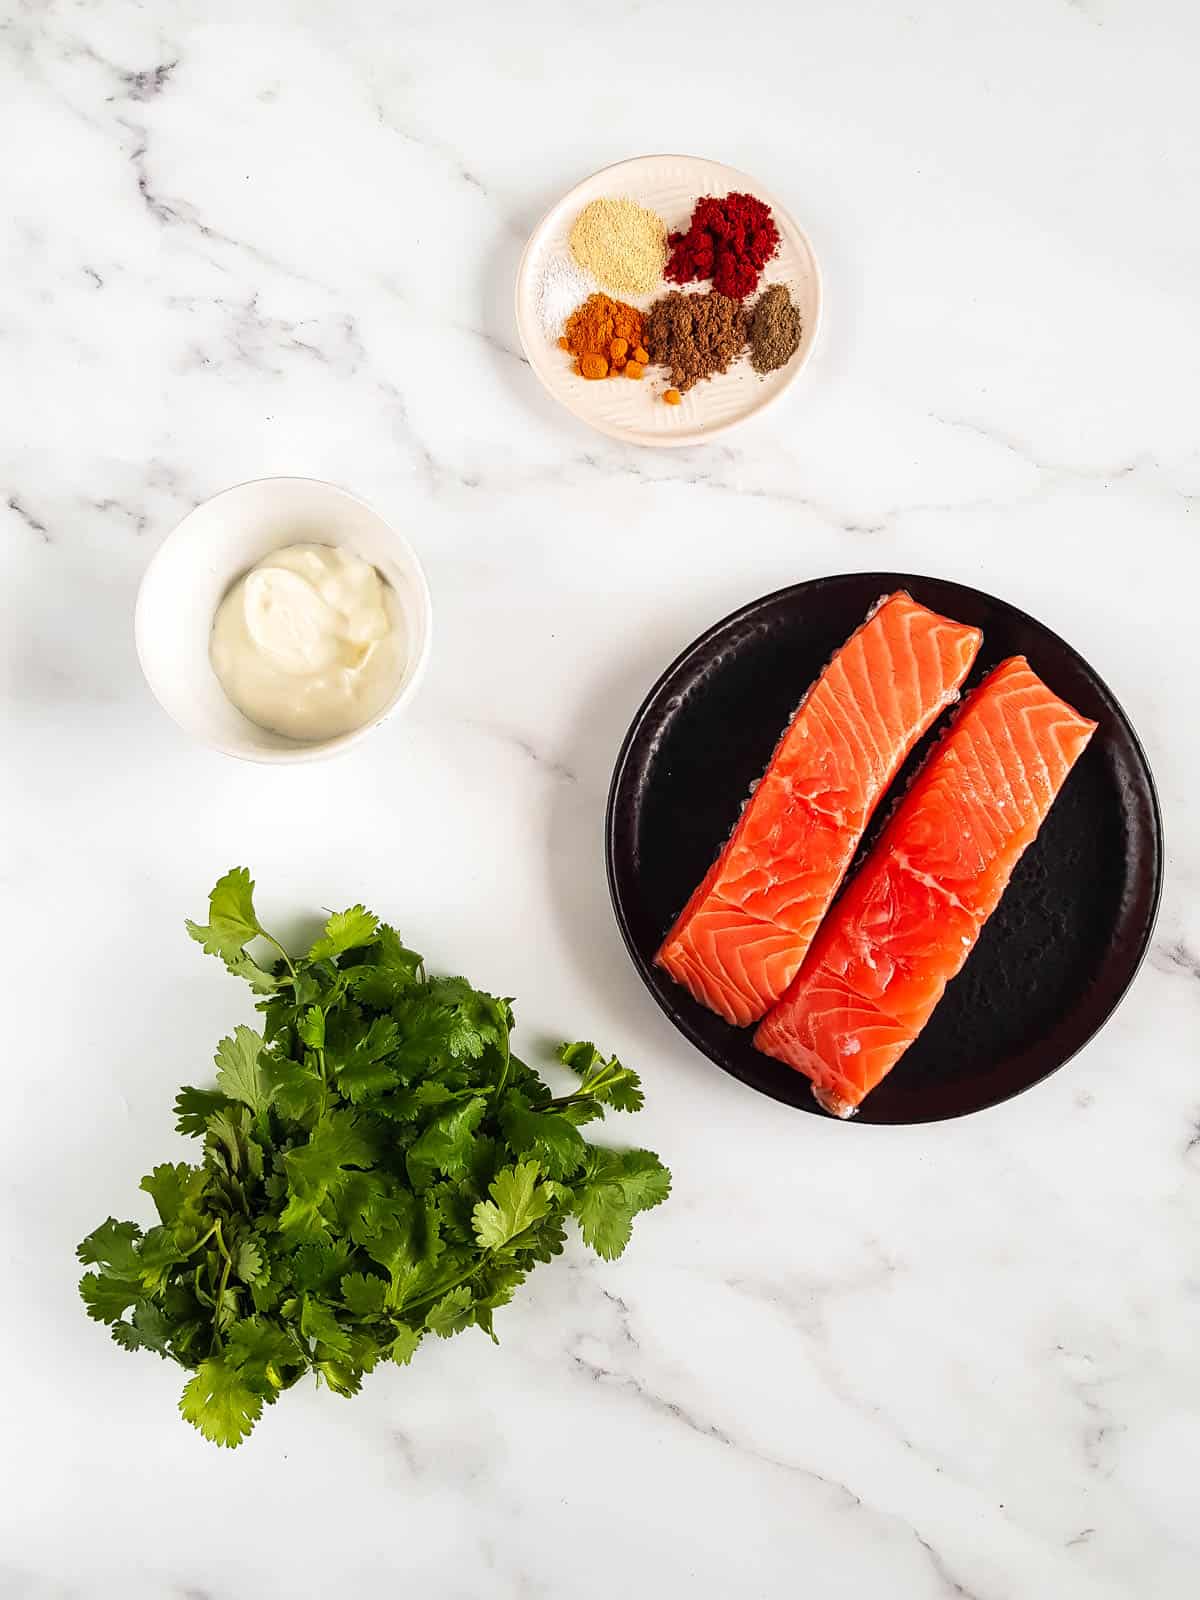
xmin=754 ymin=656 xmax=1098 ymax=1116
xmin=654 ymin=592 xmax=983 ymax=1025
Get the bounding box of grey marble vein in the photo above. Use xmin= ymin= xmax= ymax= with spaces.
xmin=930 ymin=411 xmax=1199 ymax=503
xmin=534 ymin=445 xmax=1057 ymax=536
xmin=1054 ymin=1344 xmax=1124 ymax=1478
xmin=6 ymin=494 xmax=51 ymax=542
xmin=115 ymin=59 xmax=177 ymax=103
xmin=463 ymin=719 xmax=579 ymax=785
xmin=914 ymin=1531 xmax=982 ymax=1600
xmin=91 ymin=496 xmax=150 ymax=536
xmin=1152 ymin=939 xmax=1200 ymax=981
xmin=118 ymin=121 xmax=331 ymax=289
xmin=175 ymin=295 xmax=369 ymax=380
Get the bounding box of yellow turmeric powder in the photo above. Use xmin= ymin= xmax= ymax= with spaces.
xmin=563 ymin=294 xmax=645 ymax=379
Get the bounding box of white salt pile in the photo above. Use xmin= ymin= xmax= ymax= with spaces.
xmin=535 ymin=252 xmax=594 ymax=342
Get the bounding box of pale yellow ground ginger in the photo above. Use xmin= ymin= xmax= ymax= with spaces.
xmin=569 ymin=197 xmax=668 ymax=298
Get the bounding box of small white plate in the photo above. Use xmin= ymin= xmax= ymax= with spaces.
xmin=516 ymin=154 xmax=822 ymax=448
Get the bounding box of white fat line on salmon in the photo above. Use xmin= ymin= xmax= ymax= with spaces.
xmin=773 ymin=775 xmax=851 ymax=829
xmin=892 ymin=852 xmax=984 ymax=924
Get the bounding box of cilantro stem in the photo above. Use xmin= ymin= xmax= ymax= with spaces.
xmin=211 ymin=1249 xmax=233 ymax=1352
xmin=203 ymin=1218 xmax=234 ymax=1351
xmin=261 ymin=932 xmax=297 ymax=981
xmin=181 ymin=1218 xmax=235 ymax=1350
xmin=547 ymin=1062 xmax=625 ymax=1109
xmin=395 ymin=1262 xmax=482 ymax=1318
xmin=490 ymin=1029 xmax=512 ymax=1106
xmin=317 ymin=1046 xmax=329 ymax=1120
xmin=395 ymin=1209 xmax=549 ymax=1321
xmin=180 ymin=1221 xmax=221 ymax=1259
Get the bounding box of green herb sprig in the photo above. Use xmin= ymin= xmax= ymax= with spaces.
xmin=78 ymin=870 xmax=670 ymax=1447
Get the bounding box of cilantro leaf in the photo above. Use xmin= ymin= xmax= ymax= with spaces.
xmin=261 ymin=1054 xmax=324 ymax=1125
xmin=328 ymin=1016 xmax=400 ymax=1102
xmin=341 ymin=1272 xmax=388 ymax=1318
xmin=612 ymin=1148 xmax=672 ymax=1214
xmin=225 ymin=1316 xmax=299 ymax=1387
xmin=557 ymin=1041 xmax=645 ymax=1112
xmin=572 ymin=1183 xmax=635 ymax=1261
xmin=79 ymin=870 xmax=671 ymax=1448
xmin=519 ymin=1214 xmax=568 ymax=1265
xmin=357 ymin=1190 xmax=435 ymax=1277
xmin=205 ymin=1106 xmax=262 ymax=1181
xmin=570 ymin=1148 xmax=670 ymax=1261
xmin=557 ymin=1098 xmax=606 ymax=1128
xmin=426 ymin=978 xmax=509 ymax=1060
xmin=174 ymin=1085 xmax=234 ymax=1138
xmin=471 ymin=1161 xmax=551 ymax=1250
xmin=346 ymin=926 xmax=422 ymax=1008
xmin=213 ymin=1026 xmax=272 ymax=1117
xmin=337 ymin=1176 xmax=410 ymax=1247
xmin=297 ymin=1006 xmax=325 ymax=1049
xmin=317 ymin=1360 xmax=365 ymax=1397
xmin=372 ymin=1081 xmax=469 ymax=1122
xmin=300 ymin=1296 xmax=352 ymax=1358
xmin=185 ymin=868 xmax=263 ymax=964
xmin=179 ymin=1358 xmax=263 ymax=1447
xmin=425 ymin=1286 xmax=475 ymax=1338
xmin=388 ymin=1325 xmax=422 ymax=1365
xmin=77 ymin=1218 xmax=142 ymax=1276
xmin=112 ymin=1300 xmax=176 ymax=1360
xmin=390 ymin=995 xmax=461 ymax=1074
xmin=139 ymin=1163 xmax=205 ymax=1228
xmin=499 ymin=1093 xmax=586 ymax=1180
xmin=276 ymin=1191 xmax=330 ymax=1244
xmin=472 ymin=1258 xmax=530 ymax=1340
xmin=405 ymin=1098 xmax=486 ymax=1189
xmin=308 ymin=905 xmax=379 ymax=963
xmin=289 ymin=1242 xmax=354 ymax=1294
xmin=233 ymin=1238 xmax=265 ymax=1285
xmin=137 ymin=1225 xmax=186 ymax=1287
xmin=223 ymin=951 xmax=281 ymax=993
xmin=283 ymin=1111 xmax=376 ymax=1197
xmin=80 ymin=1271 xmax=141 ymax=1323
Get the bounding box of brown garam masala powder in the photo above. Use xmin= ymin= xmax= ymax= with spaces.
xmin=643 ymin=290 xmax=749 ymax=393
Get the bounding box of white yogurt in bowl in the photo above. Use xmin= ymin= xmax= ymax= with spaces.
xmin=211 ymin=543 xmax=404 ymax=741
xmin=135 ymin=478 xmax=432 ymax=763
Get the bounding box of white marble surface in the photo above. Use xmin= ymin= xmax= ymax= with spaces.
xmin=2 ymin=1 xmax=1198 ymax=1595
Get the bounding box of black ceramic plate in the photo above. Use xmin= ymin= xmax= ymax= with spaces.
xmin=606 ymin=573 xmax=1162 ymax=1124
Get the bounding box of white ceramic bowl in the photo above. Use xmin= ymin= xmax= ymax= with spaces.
xmin=135 ymin=477 xmax=432 ymax=763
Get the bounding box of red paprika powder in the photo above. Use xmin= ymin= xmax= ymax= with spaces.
xmin=664 ymin=192 xmax=780 ymax=300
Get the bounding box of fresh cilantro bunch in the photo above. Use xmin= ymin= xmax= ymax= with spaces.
xmin=77 ymin=870 xmax=670 ymax=1448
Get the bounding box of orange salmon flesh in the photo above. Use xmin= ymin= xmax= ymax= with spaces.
xmin=753 ymin=657 xmax=1097 ymax=1115
xmin=655 ymin=592 xmax=983 ymax=1025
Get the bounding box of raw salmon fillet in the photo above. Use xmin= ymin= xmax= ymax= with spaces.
xmin=655 ymin=592 xmax=983 ymax=1025
xmin=754 ymin=657 xmax=1097 ymax=1115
